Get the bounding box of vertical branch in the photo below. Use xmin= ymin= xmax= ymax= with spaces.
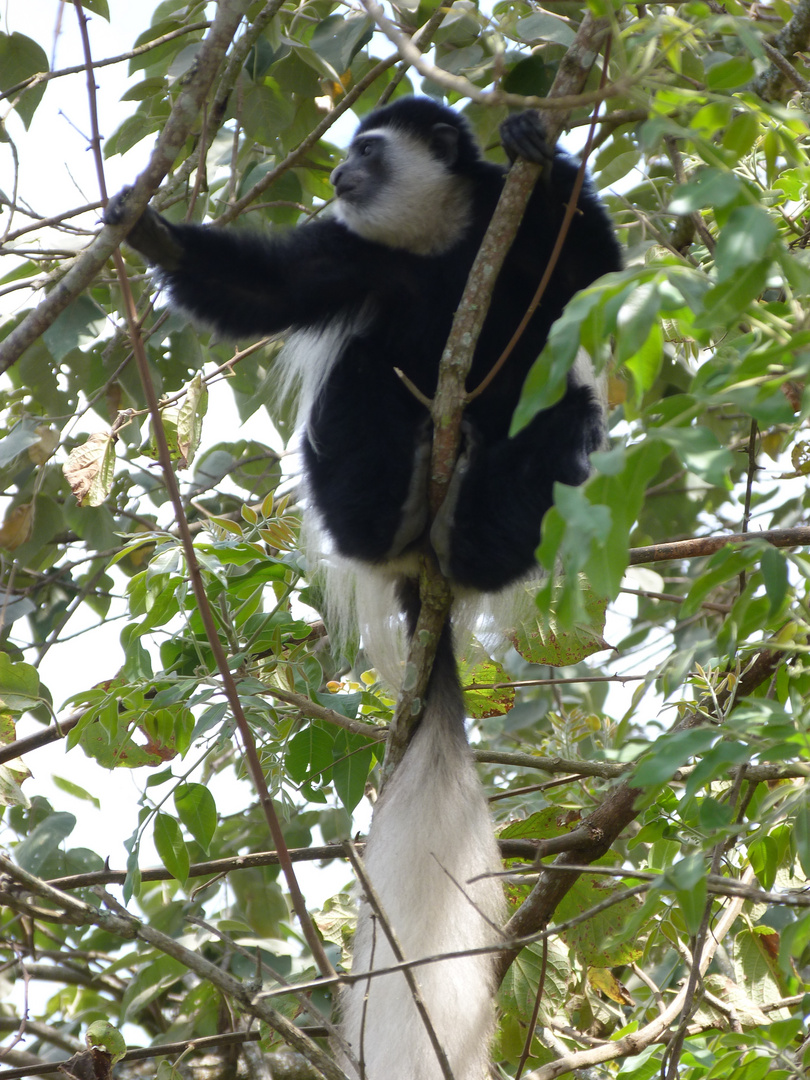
xmin=661 ymin=772 xmax=746 ymax=1080
xmin=385 ymin=12 xmax=614 ymax=775
xmin=73 ymin=2 xmax=335 ymax=985
xmin=739 ymin=418 xmax=758 ymax=592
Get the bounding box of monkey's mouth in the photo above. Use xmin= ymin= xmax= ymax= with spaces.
xmin=332 ymin=177 xmax=365 ymax=203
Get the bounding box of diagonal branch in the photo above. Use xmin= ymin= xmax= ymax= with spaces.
xmin=493 ymin=626 xmax=795 ymax=988
xmin=0 ymin=857 xmax=348 ymax=1080
xmin=522 ymin=872 xmax=752 ymax=1080
xmin=0 ymin=0 xmax=250 ymax=374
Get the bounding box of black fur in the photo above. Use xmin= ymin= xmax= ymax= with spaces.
xmin=107 ymin=99 xmax=621 ymax=592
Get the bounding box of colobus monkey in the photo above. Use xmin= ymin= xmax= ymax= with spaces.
xmin=106 ymin=97 xmax=621 ymax=1080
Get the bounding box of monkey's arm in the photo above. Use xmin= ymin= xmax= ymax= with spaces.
xmin=104 ymin=189 xmax=383 ymax=338
xmin=500 ymin=112 xmax=622 ymax=292
xmin=105 ymin=194 xmax=185 ymax=269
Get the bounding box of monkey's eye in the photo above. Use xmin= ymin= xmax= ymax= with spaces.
xmin=357 ymin=140 xmax=374 ymax=157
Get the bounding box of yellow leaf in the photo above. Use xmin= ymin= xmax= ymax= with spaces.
xmin=27 ymin=425 xmax=58 ymax=465
xmin=0 ymin=503 xmax=34 ymax=550
xmin=587 ymin=967 xmax=635 ymax=1005
xmin=62 ymin=432 xmax=116 ymax=507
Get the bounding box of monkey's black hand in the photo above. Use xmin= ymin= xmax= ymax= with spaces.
xmin=429 ymin=420 xmax=479 ymax=580
xmin=104 ymin=187 xmax=184 ymax=271
xmin=500 ymin=112 xmax=554 ymax=167
xmin=103 ymin=186 xmax=138 ymax=227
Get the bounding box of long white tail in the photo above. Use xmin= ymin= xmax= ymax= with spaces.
xmin=338 ymin=645 xmax=505 ymax=1080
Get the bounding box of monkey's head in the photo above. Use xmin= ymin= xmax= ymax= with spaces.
xmin=330 ymin=99 xmax=479 ymax=257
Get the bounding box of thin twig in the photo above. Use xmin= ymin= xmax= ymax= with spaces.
xmin=629 ymin=525 xmax=810 ymax=565
xmin=0 ymin=1033 xmax=261 ymax=1080
xmin=344 ymin=842 xmax=455 ymax=1080
xmin=73 ymin=0 xmax=334 ymax=983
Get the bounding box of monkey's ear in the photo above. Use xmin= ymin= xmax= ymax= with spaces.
xmin=429 ymin=123 xmax=460 ymax=166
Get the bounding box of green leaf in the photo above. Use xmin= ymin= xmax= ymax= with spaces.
xmin=457 ymin=650 xmax=514 ymax=718
xmin=714 ymin=206 xmax=777 ymax=282
xmin=513 ymin=575 xmax=611 ymax=667
xmin=681 ymin=546 xmax=757 ymax=618
xmin=761 ymin=546 xmax=788 ymax=616
xmin=153 ymin=811 xmax=190 ymax=883
xmin=613 ymin=1044 xmax=660 ymax=1079
xmin=0 ymin=653 xmax=41 ymax=712
xmin=554 ymin=873 xmax=644 ymax=966
xmin=616 ymin=281 xmax=663 ymax=366
xmin=537 ymin=440 xmax=667 ymax=625
xmin=500 ymin=808 xmax=569 ymax=841
xmin=332 ymin=731 xmax=373 ymax=813
xmin=42 ymin=297 xmax=107 ymax=363
xmin=85 ymin=1021 xmax=126 ymax=1064
xmin=668 ymin=169 xmax=743 ymax=214
xmin=706 ymin=55 xmax=755 ymax=90
xmin=698 ymin=260 xmax=769 ymax=327
xmin=124 ymin=834 xmax=141 ymax=903
xmin=793 ymin=803 xmax=810 ymax=878
xmin=309 ymin=15 xmax=374 ymax=75
xmin=52 ymin=776 xmax=102 ymax=809
xmin=81 ymin=0 xmax=111 ymax=17
xmin=0 ymin=418 xmax=46 ymax=469
xmin=685 ymin=742 xmax=752 ymax=799
xmin=122 ymin=954 xmax=188 ymax=1020
xmin=499 ymin=937 xmax=570 ymax=1017
xmin=633 ymin=728 xmax=720 ymax=787
xmin=722 ymin=111 xmax=760 ymax=158
xmin=650 ymin=425 xmax=734 ymax=487
xmin=14 ymin=812 xmax=76 ymax=873
xmin=665 ymin=852 xmax=707 ymax=935
xmin=779 ymin=912 xmax=810 ymax=972
xmin=511 ymin=276 xmax=625 ymax=433
xmin=502 ymin=55 xmax=553 ymax=98
xmin=0 ymin=33 xmax=49 ymax=128
xmin=286 ymin=725 xmax=335 ymax=784
xmin=748 ymin=834 xmax=778 ymax=891
xmin=174 ymin=783 xmax=217 ymax=853
xmin=515 ymin=13 xmax=575 ymax=45
xmin=624 ymin=322 xmax=664 ymax=401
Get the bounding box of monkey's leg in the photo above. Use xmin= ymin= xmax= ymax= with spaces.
xmin=305 ymin=373 xmax=431 ymax=564
xmin=430 ymin=385 xmax=602 ymax=591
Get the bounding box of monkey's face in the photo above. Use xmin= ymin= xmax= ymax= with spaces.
xmin=330 ymin=126 xmax=472 ymax=257
xmin=330 ymin=133 xmax=390 ymax=207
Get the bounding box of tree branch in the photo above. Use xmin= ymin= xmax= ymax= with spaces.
xmin=384 ymin=9 xmax=614 ymax=777
xmin=522 ymin=873 xmax=752 ymax=1079
xmin=494 ymin=626 xmax=795 ymax=985
xmin=629 ymin=526 xmax=810 ymax=565
xmin=0 ymin=0 xmax=250 ymax=373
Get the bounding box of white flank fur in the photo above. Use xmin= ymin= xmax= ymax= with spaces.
xmin=572 ymin=345 xmax=608 ymax=414
xmin=337 ymin=700 xmax=505 ymax=1080
xmin=274 ymin=315 xmax=367 ymax=429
